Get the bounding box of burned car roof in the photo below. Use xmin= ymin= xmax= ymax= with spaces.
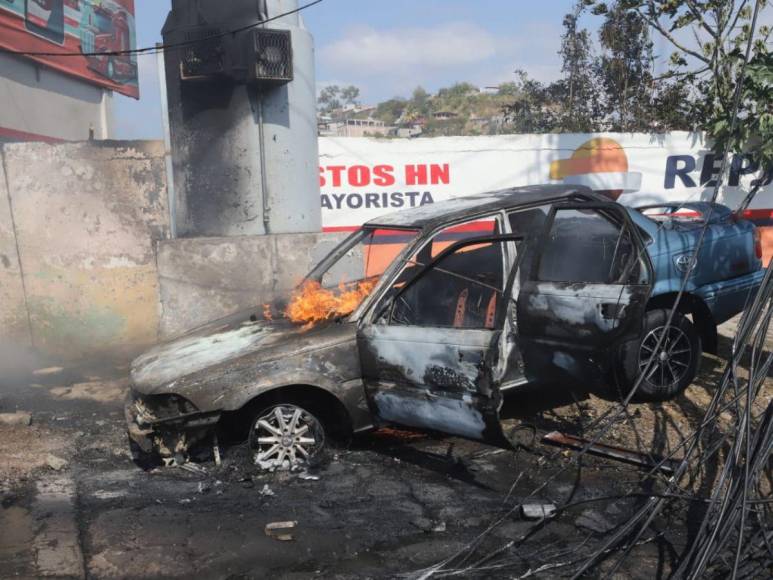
xmin=365 ymin=184 xmax=602 ymax=230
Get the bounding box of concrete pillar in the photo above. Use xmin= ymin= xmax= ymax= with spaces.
xmin=162 ymin=0 xmax=321 ymax=238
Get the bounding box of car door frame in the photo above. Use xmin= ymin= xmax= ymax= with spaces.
xmin=515 ymin=201 xmax=654 ymax=388
xmin=357 ymin=233 xmax=525 ymax=448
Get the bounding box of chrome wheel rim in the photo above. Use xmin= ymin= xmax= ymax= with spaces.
xmin=639 ymin=325 xmax=692 ymax=388
xmin=251 ymin=405 xmax=324 ymax=470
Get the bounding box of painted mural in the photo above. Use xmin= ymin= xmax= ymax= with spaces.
xmin=0 ymin=0 xmax=139 ymax=98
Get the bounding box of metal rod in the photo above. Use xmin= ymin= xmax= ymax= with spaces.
xmin=157 ymin=44 xmax=176 ymax=238
xmin=542 ymin=431 xmax=678 ymax=474
xmin=257 ymin=94 xmax=271 ymax=235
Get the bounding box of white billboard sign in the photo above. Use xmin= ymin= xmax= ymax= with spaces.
xmin=318 ymin=132 xmax=772 ymax=235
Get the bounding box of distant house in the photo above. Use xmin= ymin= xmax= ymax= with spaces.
xmin=469 ymin=114 xmax=488 ymax=128
xmin=341 ymin=118 xmax=390 ymax=137
xmin=433 ymin=111 xmax=459 ymax=120
xmin=317 ymin=115 xmax=341 ymax=136
xmin=330 ymin=117 xmax=393 ymax=137
xmin=396 ymin=125 xmax=423 ymax=138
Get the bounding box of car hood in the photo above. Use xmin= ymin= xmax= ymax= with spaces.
xmin=130 ymin=308 xmax=350 ymax=393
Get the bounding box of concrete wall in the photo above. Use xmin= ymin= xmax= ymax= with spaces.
xmin=0 ymin=140 xmax=338 ymax=363
xmin=156 ymin=233 xmax=346 ymax=338
xmin=0 ymin=150 xmax=31 ymax=346
xmin=0 ymin=53 xmax=112 ymax=142
xmin=0 ymin=141 xmax=169 ymax=361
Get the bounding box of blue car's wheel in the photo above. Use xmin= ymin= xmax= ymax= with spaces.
xmin=620 ymin=309 xmax=701 ymax=402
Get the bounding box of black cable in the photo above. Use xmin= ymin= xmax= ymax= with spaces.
xmin=0 ymin=0 xmax=323 ymax=59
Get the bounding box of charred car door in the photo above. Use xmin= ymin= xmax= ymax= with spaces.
xmin=515 ymin=202 xmax=652 ymax=388
xmin=358 ymin=235 xmax=523 ymax=447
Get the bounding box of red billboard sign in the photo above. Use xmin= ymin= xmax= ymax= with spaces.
xmin=0 ymin=0 xmax=139 ymax=99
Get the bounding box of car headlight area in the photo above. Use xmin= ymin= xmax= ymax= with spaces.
xmin=125 ymin=391 xmax=220 ymax=463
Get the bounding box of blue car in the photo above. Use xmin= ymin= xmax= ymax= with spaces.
xmin=622 ymin=201 xmax=764 ymax=399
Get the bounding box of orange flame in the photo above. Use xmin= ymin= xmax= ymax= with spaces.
xmin=285 ymin=279 xmax=377 ymax=328
xmin=262 ymin=304 xmax=273 ymax=322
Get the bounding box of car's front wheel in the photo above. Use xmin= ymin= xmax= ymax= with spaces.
xmin=248 ymin=403 xmax=326 ymax=470
xmin=619 ymin=308 xmax=701 ymax=402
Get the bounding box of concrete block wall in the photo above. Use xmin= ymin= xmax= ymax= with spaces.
xmin=156 ymin=233 xmax=346 ymax=338
xmin=0 ymin=150 xmax=31 ymax=347
xmin=0 ymin=140 xmax=338 ymax=364
xmin=0 ymin=141 xmax=170 ymax=361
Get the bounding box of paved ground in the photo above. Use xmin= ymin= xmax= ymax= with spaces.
xmin=0 ymin=318 xmax=770 ymax=579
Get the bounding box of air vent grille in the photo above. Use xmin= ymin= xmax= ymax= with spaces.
xmin=180 ymin=28 xmax=224 ymax=80
xmin=253 ymin=29 xmax=293 ymax=83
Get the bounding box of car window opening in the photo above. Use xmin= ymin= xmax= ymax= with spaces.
xmin=391 ymin=238 xmax=506 ymax=330
xmin=285 ymin=228 xmax=419 ymax=328
xmin=537 ymin=208 xmax=637 ymax=284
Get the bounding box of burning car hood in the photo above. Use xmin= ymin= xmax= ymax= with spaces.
xmin=130 ymin=308 xmax=348 ymax=394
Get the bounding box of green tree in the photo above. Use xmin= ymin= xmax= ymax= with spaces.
xmin=597 ymin=2 xmax=655 ymax=131
xmin=650 ymin=81 xmax=694 ymax=130
xmin=591 ymin=0 xmax=772 ymax=190
xmin=375 ymin=98 xmax=407 ymax=125
xmin=502 ymin=70 xmax=562 ymax=133
xmin=497 ymin=82 xmax=519 ymax=96
xmin=340 ymin=85 xmax=361 ymax=107
xmin=409 ymin=86 xmax=431 ymax=117
xmin=318 ymin=85 xmax=361 ymax=114
xmin=438 ymin=82 xmax=478 ymax=99
xmin=318 ymin=85 xmax=342 ymax=115
xmin=558 ymin=5 xmax=601 ymax=131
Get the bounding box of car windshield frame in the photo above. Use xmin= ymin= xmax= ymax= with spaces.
xmin=305 ymin=226 xmax=421 ymax=285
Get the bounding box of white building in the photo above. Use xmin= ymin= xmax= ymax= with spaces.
xmin=0 ymin=52 xmax=113 ymax=142
xmin=0 ymin=0 xmax=139 ymax=142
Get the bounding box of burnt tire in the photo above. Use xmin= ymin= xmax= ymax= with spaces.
xmin=248 ymin=403 xmax=328 ymax=471
xmin=619 ymin=309 xmax=701 ymax=402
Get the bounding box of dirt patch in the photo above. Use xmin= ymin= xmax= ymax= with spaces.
xmin=50 ymin=379 xmax=128 ymax=403
xmin=530 ymin=349 xmax=772 ymax=497
xmin=0 ymin=424 xmax=72 ymax=484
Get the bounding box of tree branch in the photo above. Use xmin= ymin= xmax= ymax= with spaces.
xmin=653 ymin=66 xmax=710 ymax=81
xmin=684 ymin=0 xmax=719 ymax=39
xmin=728 ymin=0 xmax=751 ymax=33
xmin=639 ymin=1 xmax=711 ymax=64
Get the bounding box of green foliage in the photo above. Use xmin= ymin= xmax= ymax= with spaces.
xmin=373 ymin=98 xmax=407 ymax=125
xmin=597 ymin=4 xmax=655 ymax=131
xmin=719 ymin=50 xmax=773 ymax=169
xmin=375 ymin=84 xmax=517 ymax=136
xmin=498 ymin=0 xmax=771 ymax=174
xmin=586 ymin=0 xmax=772 ymax=171
xmin=326 ymin=0 xmax=770 ymax=162
xmin=317 ymin=84 xmax=361 ymax=115
xmin=502 ymin=70 xmax=563 ymax=133
xmin=558 ymin=9 xmax=602 ymax=131
xmin=340 ymin=86 xmax=360 ymax=106
xmin=318 ymin=85 xmax=342 ymax=115
xmin=497 ymin=82 xmax=519 ymax=96
xmin=408 ymin=86 xmax=431 ymax=118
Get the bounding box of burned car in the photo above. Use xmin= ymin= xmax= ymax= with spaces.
xmin=127 ymin=185 xmax=763 ymax=468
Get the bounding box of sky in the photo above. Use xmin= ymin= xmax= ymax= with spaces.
xmin=113 ymin=0 xmax=592 ymax=139
xmin=112 ymin=0 xmax=696 ymax=140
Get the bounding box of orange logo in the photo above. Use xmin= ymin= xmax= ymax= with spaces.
xmin=549 ymin=137 xmax=642 ymax=200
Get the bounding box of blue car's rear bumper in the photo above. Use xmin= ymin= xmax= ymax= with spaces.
xmin=694 ymin=269 xmax=766 ymax=325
